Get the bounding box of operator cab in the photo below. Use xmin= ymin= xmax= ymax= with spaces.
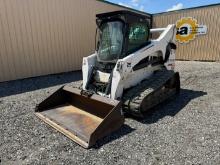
xmin=87 ymin=11 xmax=152 ymax=95
xmin=96 ymin=10 xmax=151 ymax=64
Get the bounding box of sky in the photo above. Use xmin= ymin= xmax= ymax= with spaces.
xmin=106 ymin=0 xmax=220 ymax=13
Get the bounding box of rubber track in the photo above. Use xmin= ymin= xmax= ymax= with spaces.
xmin=122 ymin=69 xmax=175 ymax=116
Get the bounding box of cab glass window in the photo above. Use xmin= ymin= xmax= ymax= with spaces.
xmin=127 ymin=23 xmax=149 ymax=54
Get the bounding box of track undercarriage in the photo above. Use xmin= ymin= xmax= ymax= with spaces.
xmin=123 ymin=69 xmax=180 ymax=117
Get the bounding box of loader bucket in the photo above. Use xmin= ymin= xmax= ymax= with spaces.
xmin=35 ymin=86 xmax=124 ymax=148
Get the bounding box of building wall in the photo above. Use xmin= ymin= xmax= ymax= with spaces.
xmin=0 ymin=0 xmax=150 ymax=82
xmin=0 ymin=0 xmax=219 ymax=82
xmin=153 ymin=5 xmax=220 ymax=61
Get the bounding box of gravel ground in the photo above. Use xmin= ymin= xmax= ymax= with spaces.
xmin=0 ymin=61 xmax=220 ymax=164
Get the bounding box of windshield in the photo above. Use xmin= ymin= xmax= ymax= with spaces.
xmin=98 ymin=21 xmax=123 ymax=62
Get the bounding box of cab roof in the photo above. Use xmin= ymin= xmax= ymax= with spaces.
xmin=96 ymin=10 xmax=151 ymax=20
xmin=96 ymin=10 xmax=152 ymax=27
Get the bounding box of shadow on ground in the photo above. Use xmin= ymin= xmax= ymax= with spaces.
xmin=94 ymin=88 xmax=207 ymax=148
xmin=0 ymin=71 xmax=82 ymax=98
xmin=93 ymin=124 xmax=135 ymax=149
xmin=136 ymin=89 xmax=207 ymax=124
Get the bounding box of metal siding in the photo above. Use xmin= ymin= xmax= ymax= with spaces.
xmin=153 ymin=5 xmax=220 ymax=61
xmin=0 ymin=0 xmax=148 ymax=82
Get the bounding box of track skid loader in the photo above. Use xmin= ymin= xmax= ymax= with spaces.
xmin=35 ymin=10 xmax=180 ymax=148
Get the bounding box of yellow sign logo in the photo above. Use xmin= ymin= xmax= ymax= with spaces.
xmin=176 ymin=17 xmax=207 ymax=43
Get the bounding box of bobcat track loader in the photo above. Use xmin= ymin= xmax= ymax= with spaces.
xmin=35 ymin=11 xmax=180 ymax=148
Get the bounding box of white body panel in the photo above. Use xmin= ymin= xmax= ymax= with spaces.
xmin=82 ymin=53 xmax=96 ymax=89
xmin=82 ymin=24 xmax=176 ymax=100
xmin=94 ymin=70 xmax=111 ymax=83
